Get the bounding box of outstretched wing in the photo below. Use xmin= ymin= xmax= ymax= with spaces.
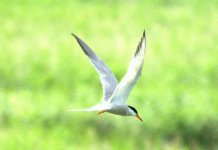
xmin=72 ymin=34 xmax=118 ymax=101
xmin=110 ymin=31 xmax=146 ymax=104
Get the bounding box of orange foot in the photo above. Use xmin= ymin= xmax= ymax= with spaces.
xmin=98 ymin=110 xmax=107 ymax=115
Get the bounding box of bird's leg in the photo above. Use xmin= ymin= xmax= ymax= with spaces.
xmin=98 ymin=110 xmax=107 ymax=115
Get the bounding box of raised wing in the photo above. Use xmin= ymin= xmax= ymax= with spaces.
xmin=110 ymin=31 xmax=146 ymax=104
xmin=72 ymin=34 xmax=118 ymax=101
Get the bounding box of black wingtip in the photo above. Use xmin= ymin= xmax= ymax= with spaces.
xmin=142 ymin=30 xmax=146 ymax=40
xmin=71 ymin=33 xmax=83 ymax=46
xmin=134 ymin=30 xmax=146 ymax=57
xmin=71 ymin=33 xmax=77 ymax=39
xmin=71 ymin=33 xmax=96 ymax=57
xmin=71 ymin=33 xmax=83 ymax=48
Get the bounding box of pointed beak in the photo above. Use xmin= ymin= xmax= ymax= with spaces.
xmin=136 ymin=114 xmax=143 ymax=122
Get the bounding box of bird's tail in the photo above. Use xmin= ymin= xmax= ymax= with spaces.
xmin=67 ymin=107 xmax=96 ymax=112
xmin=67 ymin=103 xmax=111 ymax=112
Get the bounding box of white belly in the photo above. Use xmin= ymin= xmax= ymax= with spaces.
xmin=107 ymin=105 xmax=129 ymax=116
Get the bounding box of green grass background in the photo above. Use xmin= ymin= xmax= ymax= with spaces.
xmin=0 ymin=0 xmax=218 ymax=149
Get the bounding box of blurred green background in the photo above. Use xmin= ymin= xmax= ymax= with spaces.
xmin=0 ymin=0 xmax=218 ymax=149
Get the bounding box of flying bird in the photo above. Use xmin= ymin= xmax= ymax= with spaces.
xmin=68 ymin=31 xmax=146 ymax=122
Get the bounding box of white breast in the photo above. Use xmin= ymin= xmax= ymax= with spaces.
xmin=108 ymin=104 xmax=129 ymax=116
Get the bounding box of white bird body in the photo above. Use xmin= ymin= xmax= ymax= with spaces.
xmin=107 ymin=104 xmax=133 ymax=116
xmin=68 ymin=31 xmax=146 ymax=121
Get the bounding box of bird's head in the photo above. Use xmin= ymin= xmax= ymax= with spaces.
xmin=128 ymin=105 xmax=143 ymax=122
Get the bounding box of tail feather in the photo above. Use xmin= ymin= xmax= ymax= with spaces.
xmin=67 ymin=108 xmax=95 ymax=112
xmin=67 ymin=103 xmax=111 ymax=112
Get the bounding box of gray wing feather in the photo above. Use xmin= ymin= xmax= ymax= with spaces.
xmin=72 ymin=34 xmax=118 ymax=101
xmin=111 ymin=31 xmax=146 ymax=104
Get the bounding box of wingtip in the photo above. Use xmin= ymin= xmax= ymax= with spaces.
xmin=71 ymin=33 xmax=77 ymax=38
xmin=143 ymin=30 xmax=146 ymax=39
xmin=134 ymin=30 xmax=146 ymax=56
xmin=142 ymin=30 xmax=146 ymax=47
xmin=71 ymin=33 xmax=81 ymax=44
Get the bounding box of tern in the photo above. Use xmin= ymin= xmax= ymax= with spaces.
xmin=68 ymin=31 xmax=146 ymax=122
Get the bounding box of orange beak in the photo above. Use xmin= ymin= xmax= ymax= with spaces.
xmin=136 ymin=114 xmax=143 ymax=122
